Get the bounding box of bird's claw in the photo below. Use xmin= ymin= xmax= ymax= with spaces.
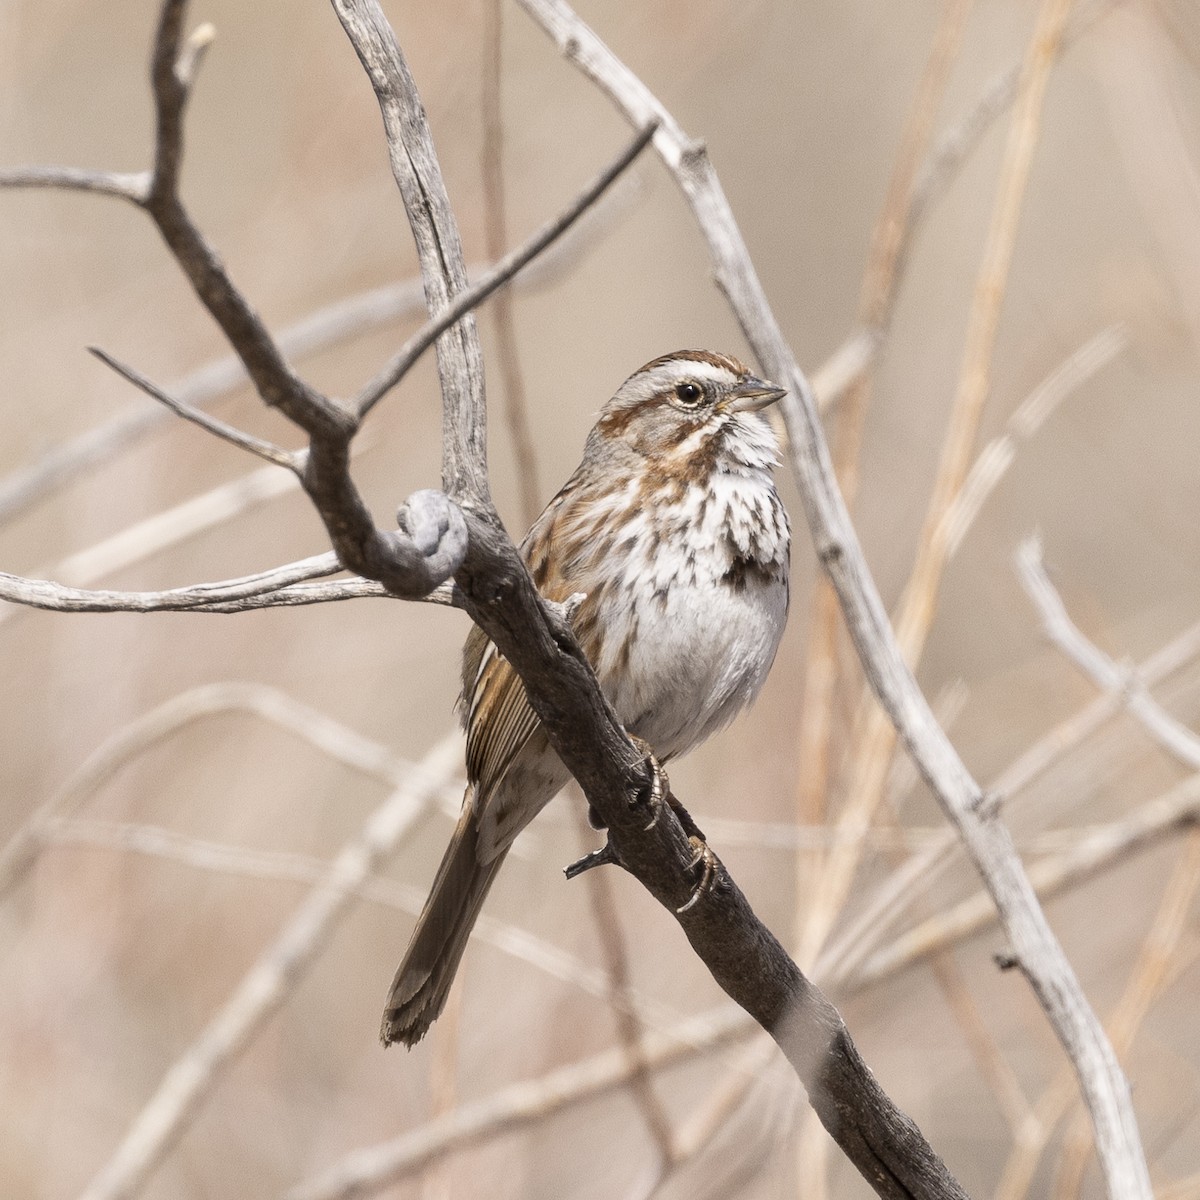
xmin=628 ymin=741 xmax=669 ymax=831
xmin=677 ymin=837 xmax=717 ymax=914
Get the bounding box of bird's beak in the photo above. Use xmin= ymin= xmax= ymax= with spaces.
xmin=727 ymin=375 xmax=787 ymax=413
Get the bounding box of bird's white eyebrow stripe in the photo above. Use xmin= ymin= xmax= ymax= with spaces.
xmin=642 ymin=359 xmax=740 ymax=390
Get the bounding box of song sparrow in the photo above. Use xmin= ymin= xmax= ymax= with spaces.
xmin=382 ymin=350 xmax=791 ymax=1047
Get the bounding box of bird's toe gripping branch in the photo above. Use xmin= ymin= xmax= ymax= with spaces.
xmin=677 ymin=837 xmax=718 ymax=914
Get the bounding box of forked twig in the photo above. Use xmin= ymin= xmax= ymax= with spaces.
xmin=0 ymin=186 xmax=638 ymax=529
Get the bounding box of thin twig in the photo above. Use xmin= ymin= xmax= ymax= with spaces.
xmin=88 ymin=346 xmax=300 ymax=471
xmin=481 ymin=0 xmax=541 ymax=526
xmin=822 ymin=612 xmax=1200 ymax=984
xmin=574 ymin=803 xmax=677 ymax=1169
xmin=634 ymin=1038 xmax=784 ymax=1200
xmin=852 ymin=771 xmax=1200 ymax=988
xmin=0 ymin=554 xmax=377 ymax=616
xmin=0 ymin=681 xmax=459 ymax=901
xmin=146 ymin=2 xmax=342 ymax=433
xmin=1018 ymin=538 xmax=1200 ymax=770
xmin=352 ymin=118 xmax=657 ymax=418
xmin=286 ymin=1007 xmax=756 ymax=1200
xmin=942 ymin=326 xmax=1127 ymax=554
xmin=801 ymin=0 xmax=1086 ymax=969
xmin=77 ymin=731 xmax=463 ymax=1200
xmin=0 ymin=164 xmax=149 ymax=201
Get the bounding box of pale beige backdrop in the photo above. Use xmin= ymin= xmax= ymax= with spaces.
xmin=1 ymin=1 xmax=1199 ymax=1197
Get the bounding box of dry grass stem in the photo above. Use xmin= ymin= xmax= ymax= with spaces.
xmin=852 ymin=771 xmax=1200 ymax=988
xmin=575 ymin=804 xmax=679 ymax=1168
xmin=481 ymin=0 xmax=541 ymax=526
xmin=1050 ymin=831 xmax=1200 ymax=1197
xmin=77 ymin=727 xmax=462 ymax=1200
xmin=834 ymin=609 xmax=1200 ymax=975
xmin=287 ymin=1006 xmax=757 ymax=1200
xmin=799 ymin=0 xmax=1085 ymax=972
xmin=3 ymin=680 xmax=437 ymax=898
xmin=795 ymin=0 xmax=973 ymax=923
xmin=943 ymin=325 xmax=1128 ymax=555
xmin=995 ymin=830 xmax=1200 ymax=1200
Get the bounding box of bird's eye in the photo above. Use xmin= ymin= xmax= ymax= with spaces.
xmin=674 ymin=381 xmax=704 ymax=406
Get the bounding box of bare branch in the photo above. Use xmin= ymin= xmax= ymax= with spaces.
xmin=0 ymin=178 xmax=639 ymax=529
xmin=330 ymin=0 xmax=487 ymax=501
xmin=943 ymin=326 xmax=1127 ymax=555
xmin=88 ymin=346 xmax=300 ymax=472
xmin=516 ymin=1 xmax=1151 ymax=1194
xmin=76 ymin=731 xmax=463 ymax=1200
xmin=286 ymin=1007 xmax=756 ymax=1200
xmin=145 ymin=2 xmax=347 ymax=437
xmin=353 ymin=119 xmax=658 ymax=419
xmin=0 ymin=560 xmax=459 ymax=617
xmin=0 ymin=552 xmax=339 ymax=614
xmin=1018 ymin=538 xmax=1200 ymax=770
xmin=853 ymin=771 xmax=1200 ymax=987
xmin=819 ymin=611 xmax=1200 ymax=986
xmin=0 ymin=164 xmax=149 ymax=201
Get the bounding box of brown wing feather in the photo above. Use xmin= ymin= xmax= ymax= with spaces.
xmin=458 ymin=476 xmax=588 ymax=804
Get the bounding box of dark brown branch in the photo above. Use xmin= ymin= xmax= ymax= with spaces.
xmin=144 ymin=2 xmax=350 ymax=440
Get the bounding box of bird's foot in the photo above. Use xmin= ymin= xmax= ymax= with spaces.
xmin=677 ymin=837 xmax=718 ymax=914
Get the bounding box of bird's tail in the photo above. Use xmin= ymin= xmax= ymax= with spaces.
xmin=381 ymin=804 xmax=506 ymax=1048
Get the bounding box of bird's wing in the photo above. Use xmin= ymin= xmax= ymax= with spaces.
xmin=459 ymin=477 xmax=588 ymax=805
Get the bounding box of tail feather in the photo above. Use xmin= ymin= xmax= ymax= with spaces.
xmin=381 ymin=808 xmax=507 ymax=1048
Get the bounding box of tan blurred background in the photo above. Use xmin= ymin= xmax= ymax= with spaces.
xmin=1 ymin=0 xmax=1199 ymax=1196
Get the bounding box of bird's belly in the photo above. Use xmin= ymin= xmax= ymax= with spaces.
xmin=594 ymin=570 xmax=787 ymax=762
